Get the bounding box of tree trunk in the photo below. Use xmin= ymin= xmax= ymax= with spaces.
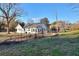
xmin=6 ymin=22 xmax=10 ymax=34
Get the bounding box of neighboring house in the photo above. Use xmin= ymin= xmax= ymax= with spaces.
xmin=49 ymin=24 xmax=57 ymax=32
xmin=50 ymin=21 xmax=69 ymax=32
xmin=15 ymin=24 xmax=25 ymax=33
xmin=15 ymin=23 xmax=47 ymax=34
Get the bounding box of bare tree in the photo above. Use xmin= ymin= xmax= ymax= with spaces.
xmin=0 ymin=3 xmax=21 ymax=34
xmin=40 ymin=17 xmax=49 ymax=32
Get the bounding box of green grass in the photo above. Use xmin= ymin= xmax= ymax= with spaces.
xmin=59 ymin=30 xmax=79 ymax=35
xmin=0 ymin=31 xmax=79 ymax=55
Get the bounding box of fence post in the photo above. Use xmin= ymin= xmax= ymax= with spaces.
xmin=34 ymin=33 xmax=37 ymax=39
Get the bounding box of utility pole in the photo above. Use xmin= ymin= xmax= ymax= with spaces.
xmin=56 ymin=9 xmax=58 ymax=22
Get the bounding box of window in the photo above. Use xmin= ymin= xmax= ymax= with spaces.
xmin=35 ymin=29 xmax=37 ymax=32
xmin=31 ymin=28 xmax=35 ymax=32
xmin=31 ymin=28 xmax=38 ymax=32
xmin=27 ymin=28 xmax=30 ymax=31
xmin=38 ymin=29 xmax=41 ymax=32
xmin=33 ymin=29 xmax=35 ymax=31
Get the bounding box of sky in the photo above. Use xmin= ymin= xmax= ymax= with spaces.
xmin=18 ymin=3 xmax=79 ymax=23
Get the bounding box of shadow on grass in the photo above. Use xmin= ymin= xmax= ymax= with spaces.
xmin=0 ymin=34 xmax=79 ymax=55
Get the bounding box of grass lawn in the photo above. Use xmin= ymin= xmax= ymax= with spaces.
xmin=0 ymin=31 xmax=79 ymax=55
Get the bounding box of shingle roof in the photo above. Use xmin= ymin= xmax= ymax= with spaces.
xmin=24 ymin=23 xmax=45 ymax=28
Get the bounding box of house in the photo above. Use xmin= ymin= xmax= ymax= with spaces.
xmin=15 ymin=24 xmax=25 ymax=33
xmin=15 ymin=23 xmax=47 ymax=34
xmin=49 ymin=21 xmax=69 ymax=32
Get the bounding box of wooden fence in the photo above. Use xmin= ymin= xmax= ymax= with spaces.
xmin=0 ymin=33 xmax=57 ymax=45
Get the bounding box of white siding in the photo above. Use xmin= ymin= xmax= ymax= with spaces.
xmin=16 ymin=24 xmax=47 ymax=34
xmin=25 ymin=28 xmax=38 ymax=34
xmin=16 ymin=24 xmax=25 ymax=33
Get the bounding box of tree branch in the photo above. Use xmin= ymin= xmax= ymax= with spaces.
xmin=0 ymin=5 xmax=8 ymax=20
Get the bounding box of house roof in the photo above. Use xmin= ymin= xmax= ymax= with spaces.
xmin=15 ymin=24 xmax=23 ymax=29
xmin=24 ymin=23 xmax=46 ymax=28
xmin=16 ymin=23 xmax=47 ymax=30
